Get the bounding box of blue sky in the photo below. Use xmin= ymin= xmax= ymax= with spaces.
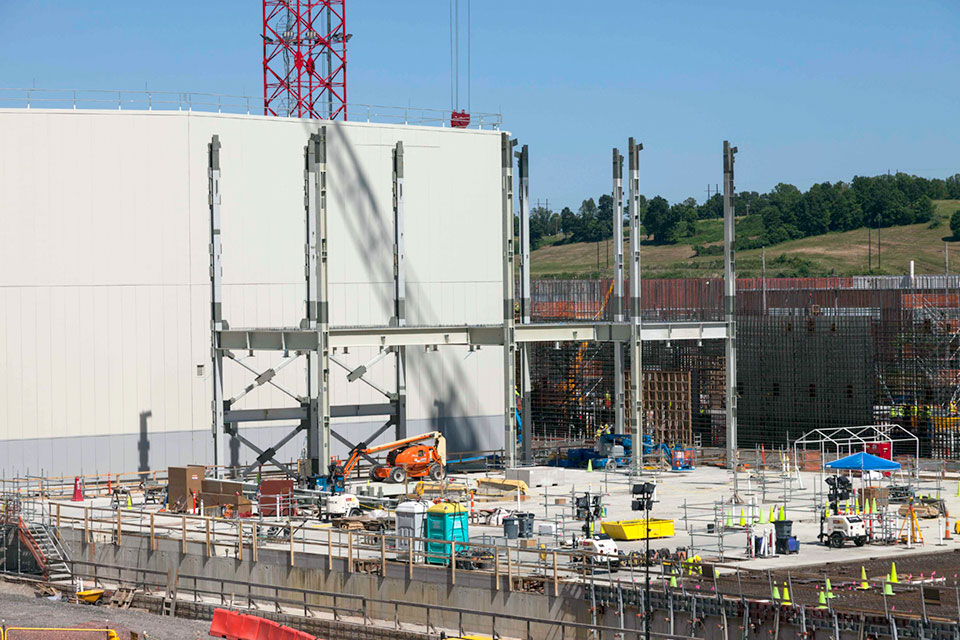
xmin=1 ymin=1 xmax=957 ymax=208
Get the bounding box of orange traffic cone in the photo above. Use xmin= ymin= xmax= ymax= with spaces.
xmin=72 ymin=476 xmax=84 ymax=502
xmin=946 ymin=516 xmax=952 ymax=540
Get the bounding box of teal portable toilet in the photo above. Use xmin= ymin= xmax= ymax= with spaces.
xmin=425 ymin=502 xmax=469 ymax=565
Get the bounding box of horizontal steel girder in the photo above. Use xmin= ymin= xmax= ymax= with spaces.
xmin=224 ymin=403 xmax=394 ymax=423
xmin=217 ymin=321 xmax=728 ymax=351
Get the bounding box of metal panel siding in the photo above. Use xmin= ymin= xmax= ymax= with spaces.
xmin=0 ymin=109 xmax=504 ymax=475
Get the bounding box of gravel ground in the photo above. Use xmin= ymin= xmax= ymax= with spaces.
xmin=0 ymin=583 xmax=212 ymax=640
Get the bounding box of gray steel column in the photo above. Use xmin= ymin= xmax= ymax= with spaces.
xmin=612 ymin=148 xmax=625 ymax=435
xmin=392 ymin=141 xmax=408 ymax=441
xmin=501 ymin=134 xmax=518 ymax=467
xmin=627 ymin=138 xmax=643 ymax=472
xmin=722 ymin=140 xmax=738 ymax=468
xmin=516 ymin=144 xmax=533 ymax=464
xmin=305 ymin=130 xmax=331 ymax=476
xmin=208 ymin=135 xmax=225 ymax=476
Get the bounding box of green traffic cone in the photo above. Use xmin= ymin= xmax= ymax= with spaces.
xmin=782 ymin=582 xmax=791 ymax=605
xmin=587 ymin=459 xmax=593 ymax=472
xmin=890 ymin=562 xmax=898 ymax=584
xmin=725 ymin=511 xmax=733 ymax=528
xmin=778 ymin=504 xmax=785 ymax=521
xmin=825 ymin=578 xmax=835 ymax=599
xmin=883 ymin=580 xmax=894 ymax=596
xmin=759 ymin=507 xmax=768 ymax=524
xmin=739 ymin=509 xmax=746 ymax=527
xmin=859 ymin=566 xmax=871 ymax=590
xmin=817 ymin=589 xmax=828 ymax=609
xmin=772 ymin=584 xmax=781 ymax=601
xmin=669 ymin=575 xmax=678 ymax=588
xmin=872 ymin=497 xmax=878 ymax=514
xmin=768 ymin=505 xmax=775 ymax=522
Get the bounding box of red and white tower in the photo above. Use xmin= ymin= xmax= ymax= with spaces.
xmin=262 ymin=1 xmax=347 ymax=120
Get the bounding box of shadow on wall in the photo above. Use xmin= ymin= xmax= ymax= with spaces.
xmin=138 ymin=410 xmax=152 ymax=473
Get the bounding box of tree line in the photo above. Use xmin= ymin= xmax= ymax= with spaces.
xmin=524 ymin=172 xmax=960 ymax=249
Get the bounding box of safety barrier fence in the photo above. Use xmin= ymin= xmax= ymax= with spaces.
xmin=47 ymin=501 xmax=654 ymax=595
xmin=65 ymin=558 xmax=671 ymax=640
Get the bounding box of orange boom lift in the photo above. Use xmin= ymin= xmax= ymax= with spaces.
xmin=327 ymin=431 xmax=447 ymax=490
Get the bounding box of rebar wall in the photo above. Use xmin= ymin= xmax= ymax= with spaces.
xmin=529 ymin=276 xmax=960 ymax=457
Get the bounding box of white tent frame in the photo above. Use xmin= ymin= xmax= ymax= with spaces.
xmin=792 ymin=423 xmax=919 ymax=480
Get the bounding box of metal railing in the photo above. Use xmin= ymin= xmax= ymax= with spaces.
xmin=0 ymin=88 xmax=502 ymax=129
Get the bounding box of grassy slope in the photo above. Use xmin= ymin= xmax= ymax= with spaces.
xmin=530 ymin=200 xmax=960 ymax=279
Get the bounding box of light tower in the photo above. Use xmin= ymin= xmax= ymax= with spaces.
xmin=262 ymin=1 xmax=348 ymax=120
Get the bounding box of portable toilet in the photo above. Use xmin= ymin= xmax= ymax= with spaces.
xmin=425 ymin=502 xmax=469 ymax=565
xmin=395 ymin=500 xmax=428 ymax=555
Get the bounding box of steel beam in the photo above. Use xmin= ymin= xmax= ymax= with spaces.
xmin=516 ymin=144 xmax=533 ymax=464
xmin=723 ymin=140 xmax=739 ymax=468
xmin=628 ymin=138 xmax=643 ymax=472
xmin=304 ymin=128 xmax=331 ymax=477
xmin=612 ymin=148 xmax=625 ymax=434
xmin=502 ymin=134 xmax=518 ymax=467
xmin=223 ymin=404 xmax=392 ymax=423
xmin=219 ymin=321 xmax=726 ymax=351
xmin=208 ymin=135 xmax=226 ymax=476
xmin=392 ymin=141 xmax=408 ymax=441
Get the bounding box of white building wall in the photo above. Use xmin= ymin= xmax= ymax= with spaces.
xmin=0 ymin=109 xmax=505 ymax=477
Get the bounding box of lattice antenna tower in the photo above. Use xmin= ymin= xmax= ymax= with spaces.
xmin=263 ymin=1 xmax=348 ymax=120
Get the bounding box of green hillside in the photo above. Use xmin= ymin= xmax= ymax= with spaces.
xmin=530 ymin=200 xmax=960 ymax=279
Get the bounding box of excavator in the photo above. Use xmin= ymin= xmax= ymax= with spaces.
xmin=327 ymin=431 xmax=447 ymax=490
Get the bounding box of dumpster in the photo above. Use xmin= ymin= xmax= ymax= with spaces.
xmin=503 ymin=516 xmax=519 ymax=539
xmin=600 ymin=519 xmax=675 ymax=541
xmin=517 ymin=512 xmax=535 ymax=538
xmin=425 ymin=502 xmax=469 ymax=565
xmin=773 ymin=519 xmax=793 ymax=539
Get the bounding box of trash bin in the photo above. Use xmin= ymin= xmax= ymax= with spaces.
xmin=517 ymin=512 xmax=535 ymax=538
xmin=504 ymin=516 xmax=520 ymax=540
xmin=774 ymin=520 xmax=793 ymax=539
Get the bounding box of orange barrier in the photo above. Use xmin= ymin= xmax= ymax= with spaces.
xmin=210 ymin=608 xmax=245 ymax=639
xmin=209 ymin=609 xmax=315 ymax=640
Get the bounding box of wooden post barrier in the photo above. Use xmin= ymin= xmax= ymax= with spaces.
xmin=115 ymin=510 xmax=122 ymax=546
xmin=289 ymin=520 xmax=295 ymax=567
xmin=181 ymin=516 xmax=187 ymax=554
xmin=347 ymin=530 xmax=353 ymax=573
xmin=450 ymin=540 xmax=456 ymax=585
xmin=553 ymin=551 xmax=559 ymax=596
xmin=408 ymin=536 xmax=414 ymax=579
xmin=327 ymin=528 xmax=333 ymax=569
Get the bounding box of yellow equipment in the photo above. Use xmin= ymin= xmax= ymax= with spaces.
xmin=601 ymin=518 xmax=675 ymax=541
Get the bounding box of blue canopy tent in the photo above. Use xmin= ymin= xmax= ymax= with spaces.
xmin=824 ymin=452 xmax=901 ymax=471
